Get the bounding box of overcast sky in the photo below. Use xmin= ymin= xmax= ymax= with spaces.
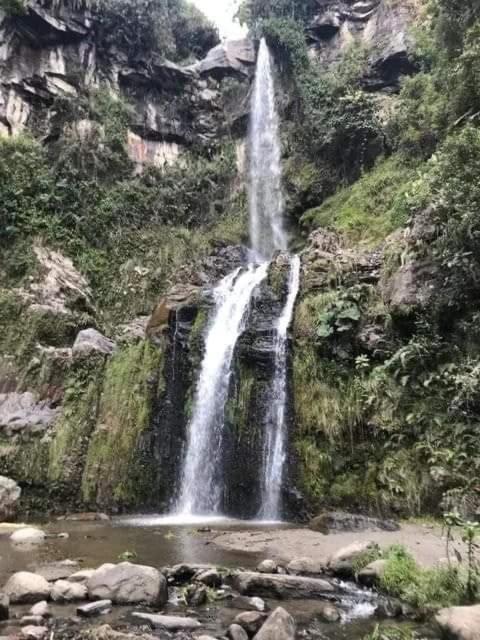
xmin=191 ymin=0 xmax=247 ymax=39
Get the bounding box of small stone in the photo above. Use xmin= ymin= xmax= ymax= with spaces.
xmin=227 ymin=624 xmax=248 ymax=640
xmin=51 ymin=580 xmax=87 ymax=602
xmin=5 ymin=572 xmax=50 ymax=604
xmin=73 ymin=329 xmax=116 ymax=357
xmin=68 ymin=569 xmax=95 ymax=584
xmin=29 ymin=602 xmax=50 ymax=618
xmin=257 ymin=560 xmax=277 ymax=574
xmin=76 ymin=600 xmax=112 ymax=618
xmin=233 ymin=610 xmax=267 ymax=635
xmin=358 ymin=559 xmax=387 ymax=587
xmin=185 ymin=584 xmax=208 ymax=607
xmin=376 ymin=598 xmax=402 ymax=618
xmin=130 ymin=613 xmax=201 ymax=630
xmin=319 ymin=603 xmax=341 ymax=623
xmin=21 ymin=626 xmax=48 ymax=640
xmin=0 ymin=593 xmax=9 ymax=621
xmin=230 ymin=595 xmax=266 ymax=612
xmin=10 ymin=528 xmax=46 ymax=546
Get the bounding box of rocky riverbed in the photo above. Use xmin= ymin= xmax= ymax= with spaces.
xmin=0 ymin=517 xmax=473 ymax=640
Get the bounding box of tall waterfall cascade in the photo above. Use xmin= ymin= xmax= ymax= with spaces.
xmin=249 ymin=38 xmax=288 ymax=260
xmin=176 ymin=263 xmax=268 ymax=515
xmin=259 ymin=254 xmax=301 ymax=520
xmin=175 ymin=37 xmax=299 ymax=520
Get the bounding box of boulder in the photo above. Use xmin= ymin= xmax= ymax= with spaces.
xmin=327 ymin=541 xmax=378 ymax=577
xmin=4 ymin=572 xmax=51 ymax=604
xmin=0 ymin=476 xmax=21 ymax=520
xmin=309 ymin=511 xmax=399 ymax=533
xmin=435 ymin=605 xmax=480 ymax=640
xmin=257 ymin=560 xmax=277 ymax=574
xmin=72 ymin=329 xmax=116 ymax=357
xmin=87 ymin=562 xmax=167 ymax=606
xmin=0 ymin=593 xmax=9 ymax=621
xmin=29 ymin=602 xmax=50 ymax=618
xmin=286 ymin=557 xmax=323 ymax=576
xmin=358 ymin=560 xmax=387 ymax=587
xmin=231 ymin=572 xmax=334 ymax=599
xmin=196 ymin=39 xmax=255 ymax=78
xmin=130 ymin=612 xmax=201 ymax=630
xmin=34 ymin=560 xmax=80 ymax=581
xmin=167 ymin=563 xmax=213 ymax=584
xmin=0 ymin=393 xmax=59 ymax=437
xmin=234 ymin=611 xmax=267 ymax=634
xmin=51 ymin=579 xmax=87 ymax=602
xmin=228 ymin=624 xmax=248 ymax=640
xmin=196 ymin=568 xmax=222 ymax=588
xmin=10 ymin=528 xmax=46 ymax=546
xmin=21 ymin=626 xmax=48 ymax=640
xmin=253 ymin=607 xmax=295 ymax=640
xmin=77 ymin=600 xmax=112 ymax=618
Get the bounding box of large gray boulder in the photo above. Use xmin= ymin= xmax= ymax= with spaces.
xmin=435 ymin=605 xmax=480 ymax=640
xmin=230 ymin=572 xmax=334 ymax=599
xmin=51 ymin=579 xmax=87 ymax=602
xmin=253 ymin=607 xmax=295 ymax=640
xmin=196 ymin=39 xmax=255 ymax=78
xmin=327 ymin=541 xmax=378 ymax=577
xmin=10 ymin=528 xmax=46 ymax=546
xmin=4 ymin=572 xmax=51 ymax=604
xmin=87 ymin=562 xmax=167 ymax=606
xmin=0 ymin=393 xmax=59 ymax=437
xmin=72 ymin=329 xmax=116 ymax=357
xmin=0 ymin=476 xmax=21 ymax=520
xmin=309 ymin=511 xmax=399 ymax=533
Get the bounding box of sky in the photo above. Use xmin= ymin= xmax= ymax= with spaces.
xmin=191 ymin=0 xmax=247 ymax=40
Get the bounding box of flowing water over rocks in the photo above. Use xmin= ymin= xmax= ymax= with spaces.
xmin=259 ymin=255 xmax=301 ymax=521
xmin=176 ymin=264 xmax=268 ymax=516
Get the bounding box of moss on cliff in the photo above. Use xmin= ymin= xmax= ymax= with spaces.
xmin=81 ymin=340 xmax=164 ymax=508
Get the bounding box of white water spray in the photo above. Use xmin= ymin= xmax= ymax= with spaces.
xmin=259 ymin=254 xmax=301 ymax=520
xmin=249 ymin=38 xmax=288 ymax=259
xmin=176 ymin=263 xmax=268 ymax=516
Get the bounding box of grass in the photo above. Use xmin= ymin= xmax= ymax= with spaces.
xmin=300 ymin=156 xmax=418 ymax=246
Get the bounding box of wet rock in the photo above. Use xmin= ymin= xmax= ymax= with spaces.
xmin=327 ymin=541 xmax=378 ymax=577
xmin=0 ymin=393 xmax=59 ymax=437
xmin=257 ymin=560 xmax=277 ymax=574
xmin=230 ymin=595 xmax=267 ymax=612
xmin=61 ymin=512 xmax=110 ymax=522
xmin=376 ymin=598 xmax=402 ymax=618
xmin=319 ymin=603 xmax=341 ymax=623
xmin=185 ymin=584 xmax=208 ymax=607
xmin=234 ymin=611 xmax=267 ymax=634
xmin=10 ymin=528 xmax=46 ymax=546
xmin=76 ymin=600 xmax=112 ymax=618
xmin=4 ymin=572 xmax=51 ymax=604
xmin=0 ymin=476 xmax=21 ymax=520
xmin=21 ymin=626 xmax=48 ymax=640
xmin=231 ymin=572 xmax=334 ymax=599
xmin=196 ymin=568 xmax=222 ymax=588
xmin=358 ymin=560 xmax=387 ymax=587
xmin=167 ymin=563 xmax=213 ymax=584
xmin=51 ymin=579 xmax=87 ymax=602
xmin=309 ymin=511 xmax=399 ymax=534
xmin=228 ymin=624 xmax=248 ymax=640
xmin=286 ymin=557 xmax=323 ymax=576
xmin=130 ymin=612 xmax=201 ymax=630
xmin=34 ymin=560 xmax=80 ymax=581
xmin=253 ymin=607 xmax=295 ymax=640
xmin=87 ymin=562 xmax=167 ymax=606
xmin=0 ymin=593 xmax=9 ymax=620
xmin=435 ymin=604 xmax=480 ymax=640
xmin=29 ymin=601 xmax=50 ymax=618
xmin=68 ymin=569 xmax=95 ymax=584
xmin=72 ymin=329 xmax=116 ymax=358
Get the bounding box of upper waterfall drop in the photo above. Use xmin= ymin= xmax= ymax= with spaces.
xmin=249 ymin=38 xmax=288 ymax=259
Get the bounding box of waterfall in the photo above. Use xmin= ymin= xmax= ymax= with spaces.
xmin=249 ymin=38 xmax=288 ymax=260
xmin=259 ymin=255 xmax=301 ymax=521
xmin=176 ymin=263 xmax=268 ymax=516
